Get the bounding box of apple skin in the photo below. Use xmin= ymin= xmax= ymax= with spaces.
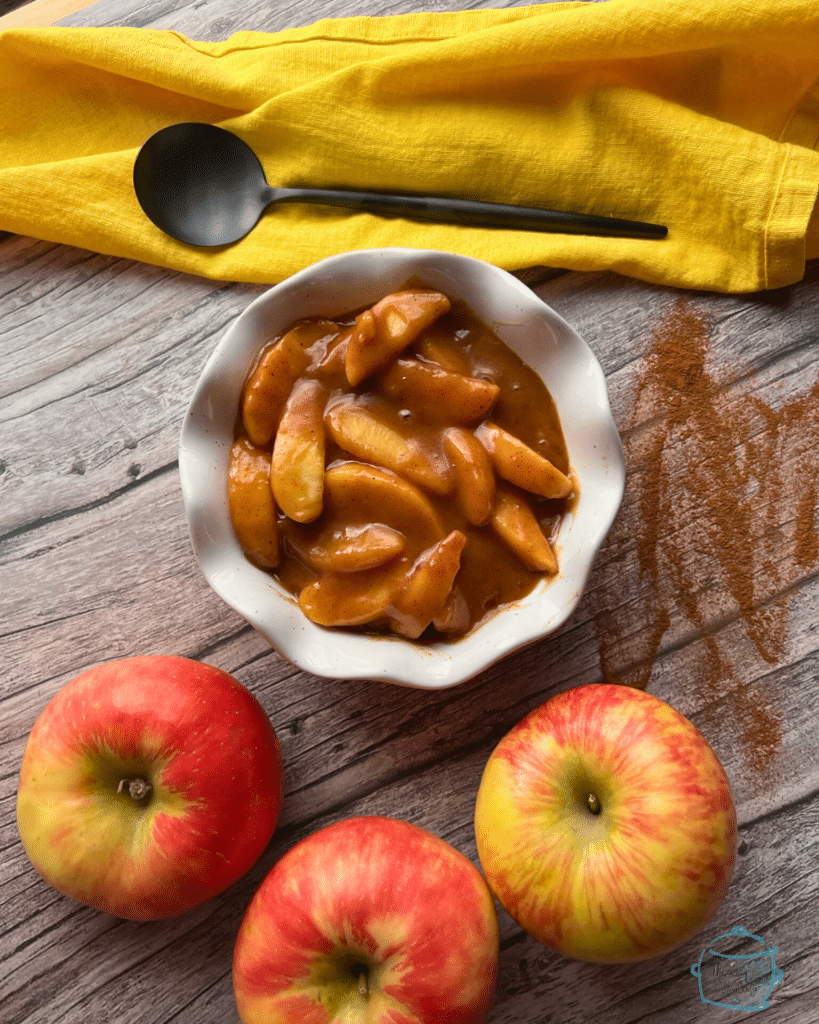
xmin=474 ymin=684 xmax=737 ymax=963
xmin=233 ymin=816 xmax=499 ymax=1024
xmin=16 ymin=655 xmax=284 ymax=920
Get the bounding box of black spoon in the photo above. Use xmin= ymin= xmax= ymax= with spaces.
xmin=133 ymin=122 xmax=668 ymax=247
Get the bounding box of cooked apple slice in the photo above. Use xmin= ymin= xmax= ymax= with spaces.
xmin=271 ymin=379 xmax=328 ymax=523
xmin=298 ymin=560 xmax=408 ymax=628
xmin=443 ymin=427 xmax=496 ymax=526
xmin=380 ymin=359 xmax=499 ymax=424
xmin=311 ymin=323 xmax=354 ymax=381
xmin=490 ymin=486 xmax=558 ymax=573
xmin=325 ymin=397 xmax=453 ymax=496
xmin=323 ymin=462 xmax=446 ymax=549
xmin=289 ymin=317 xmax=346 ymax=352
xmin=228 ymin=439 xmax=279 ymax=568
xmin=241 ymin=330 xmax=310 ymax=447
xmin=345 ymin=289 xmax=451 ymax=386
xmin=389 ymin=530 xmax=467 ymax=639
xmin=432 ymin=585 xmax=471 ymax=635
xmin=285 ymin=523 xmax=405 ymax=573
xmin=415 ymin=326 xmax=472 ymax=376
xmin=476 ymin=421 xmax=573 ymax=499
xmin=342 ymin=309 xmax=377 ymax=382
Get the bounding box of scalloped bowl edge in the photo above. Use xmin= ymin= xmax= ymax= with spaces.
xmin=178 ymin=248 xmax=625 ymax=689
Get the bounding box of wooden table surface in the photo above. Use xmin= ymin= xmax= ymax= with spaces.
xmin=2 ymin=2 xmax=818 ymax=1023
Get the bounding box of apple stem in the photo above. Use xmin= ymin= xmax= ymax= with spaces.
xmin=118 ymin=778 xmax=152 ymax=802
xmin=586 ymin=792 xmax=601 ymax=815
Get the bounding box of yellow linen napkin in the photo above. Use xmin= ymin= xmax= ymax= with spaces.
xmin=1 ymin=0 xmax=818 ymax=292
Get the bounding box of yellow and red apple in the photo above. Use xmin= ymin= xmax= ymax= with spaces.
xmin=233 ymin=816 xmax=499 ymax=1024
xmin=16 ymin=655 xmax=284 ymax=920
xmin=474 ymin=683 xmax=737 ymax=962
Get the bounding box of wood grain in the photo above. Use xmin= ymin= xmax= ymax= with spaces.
xmin=0 ymin=0 xmax=97 ymax=29
xmin=2 ymin=2 xmax=818 ymax=1023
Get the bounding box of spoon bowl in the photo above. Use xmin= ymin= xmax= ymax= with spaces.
xmin=134 ymin=122 xmax=668 ymax=247
xmin=133 ymin=122 xmax=272 ymax=246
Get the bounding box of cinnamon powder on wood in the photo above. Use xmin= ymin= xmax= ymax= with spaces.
xmin=595 ymin=298 xmax=818 ymax=778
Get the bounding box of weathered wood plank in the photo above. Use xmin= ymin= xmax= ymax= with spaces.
xmin=54 ymin=0 xmax=553 ymax=34
xmin=3 ymin=237 xmax=818 ymax=1022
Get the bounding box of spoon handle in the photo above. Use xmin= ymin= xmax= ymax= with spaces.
xmin=273 ymin=187 xmax=667 ymax=239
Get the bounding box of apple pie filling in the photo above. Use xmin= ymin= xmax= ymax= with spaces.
xmin=228 ymin=285 xmax=576 ymax=641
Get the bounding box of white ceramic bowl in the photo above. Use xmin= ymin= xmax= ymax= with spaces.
xmin=179 ymin=249 xmax=625 ymax=688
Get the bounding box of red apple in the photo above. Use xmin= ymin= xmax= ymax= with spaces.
xmin=474 ymin=684 xmax=737 ymax=962
xmin=16 ymin=655 xmax=284 ymax=920
xmin=233 ymin=816 xmax=499 ymax=1024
